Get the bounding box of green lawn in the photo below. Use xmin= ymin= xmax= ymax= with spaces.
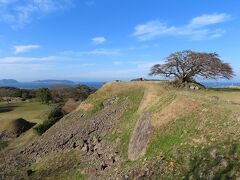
xmin=0 ymin=101 xmax=50 ymax=131
xmin=0 ymin=100 xmax=51 ymax=150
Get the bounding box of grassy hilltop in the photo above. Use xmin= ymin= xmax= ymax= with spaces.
xmin=1 ymin=81 xmax=240 ymax=179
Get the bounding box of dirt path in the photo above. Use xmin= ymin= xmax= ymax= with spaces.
xmin=137 ymin=83 xmax=163 ymax=113
xmin=128 ymin=83 xmax=163 ymax=160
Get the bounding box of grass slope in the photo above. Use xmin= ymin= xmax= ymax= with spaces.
xmin=0 ymin=101 xmax=50 ymax=131
xmin=2 ymin=82 xmax=240 ymax=179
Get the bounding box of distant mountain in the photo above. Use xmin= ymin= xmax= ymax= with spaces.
xmin=0 ymin=79 xmax=104 ymax=89
xmin=0 ymin=79 xmax=76 ymax=89
xmin=0 ymin=79 xmax=19 ymax=84
xmin=33 ymin=80 xmax=75 ymax=84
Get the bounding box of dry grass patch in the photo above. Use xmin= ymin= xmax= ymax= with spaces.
xmin=76 ymin=102 xmax=94 ymax=112
xmin=151 ymin=96 xmax=200 ymax=127
xmin=100 ymin=82 xmax=147 ymax=96
xmin=62 ymin=98 xmax=80 ymax=114
xmin=137 ymin=83 xmax=166 ymax=113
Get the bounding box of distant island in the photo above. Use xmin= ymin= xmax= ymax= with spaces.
xmin=0 ymin=79 xmax=104 ymax=89
xmin=32 ymin=80 xmax=75 ymax=84
xmin=1 ymin=79 xmax=239 ymax=89
xmin=0 ymin=79 xmax=19 ymax=84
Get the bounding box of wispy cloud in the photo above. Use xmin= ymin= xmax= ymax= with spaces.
xmin=0 ymin=55 xmax=59 ymax=63
xmin=85 ymin=48 xmax=120 ymax=55
xmin=92 ymin=37 xmax=106 ymax=45
xmin=113 ymin=61 xmax=123 ymax=65
xmin=133 ymin=13 xmax=231 ymax=41
xmin=14 ymin=44 xmax=40 ymax=54
xmin=0 ymin=47 xmax=125 ymax=64
xmin=112 ymin=60 xmax=163 ymax=70
xmin=133 ymin=21 xmax=175 ymax=41
xmin=62 ymin=48 xmax=122 ymax=56
xmin=188 ymin=13 xmax=231 ymax=28
xmin=136 ymin=61 xmax=163 ymax=69
xmin=0 ymin=0 xmax=73 ymax=27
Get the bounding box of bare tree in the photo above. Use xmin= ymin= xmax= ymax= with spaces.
xmin=149 ymin=50 xmax=234 ymax=87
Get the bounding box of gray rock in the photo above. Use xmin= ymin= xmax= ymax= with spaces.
xmin=128 ymin=112 xmax=154 ymax=160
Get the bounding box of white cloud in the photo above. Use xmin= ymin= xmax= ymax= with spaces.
xmin=88 ymin=49 xmax=119 ymax=55
xmin=136 ymin=61 xmax=163 ymax=69
xmin=0 ymin=55 xmax=59 ymax=63
xmin=14 ymin=44 xmax=40 ymax=54
xmin=92 ymin=37 xmax=106 ymax=45
xmin=0 ymin=48 xmax=122 ymax=64
xmin=112 ymin=60 xmax=163 ymax=70
xmin=0 ymin=47 xmax=125 ymax=64
xmin=133 ymin=13 xmax=231 ymax=41
xmin=188 ymin=13 xmax=231 ymax=28
xmin=0 ymin=0 xmax=73 ymax=27
xmin=62 ymin=48 xmax=122 ymax=56
xmin=113 ymin=61 xmax=122 ymax=65
xmin=133 ymin=21 xmax=176 ymax=41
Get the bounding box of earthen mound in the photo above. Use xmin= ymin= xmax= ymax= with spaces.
xmin=0 ymin=118 xmax=35 ymax=140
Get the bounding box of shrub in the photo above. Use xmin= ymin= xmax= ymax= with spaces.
xmin=36 ymin=88 xmax=52 ymax=104
xmin=62 ymin=98 xmax=80 ymax=114
xmin=33 ymin=106 xmax=63 ymax=135
xmin=50 ymin=85 xmax=96 ymax=103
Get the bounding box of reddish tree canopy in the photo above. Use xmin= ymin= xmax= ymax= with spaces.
xmin=149 ymin=50 xmax=234 ymax=85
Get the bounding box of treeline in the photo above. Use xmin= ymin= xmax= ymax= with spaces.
xmin=33 ymin=106 xmax=64 ymax=135
xmin=33 ymin=85 xmax=96 ymax=135
xmin=0 ymin=85 xmax=96 ymax=135
xmin=0 ymin=87 xmax=35 ymax=99
xmin=0 ymin=85 xmax=96 ymax=103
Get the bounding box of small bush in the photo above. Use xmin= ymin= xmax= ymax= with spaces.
xmin=36 ymin=88 xmax=52 ymax=104
xmin=62 ymin=98 xmax=80 ymax=114
xmin=33 ymin=106 xmax=63 ymax=135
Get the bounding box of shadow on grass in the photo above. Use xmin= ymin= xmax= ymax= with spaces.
xmin=0 ymin=105 xmax=18 ymax=113
xmin=0 ymin=140 xmax=8 ymax=150
xmin=208 ymin=88 xmax=240 ymax=92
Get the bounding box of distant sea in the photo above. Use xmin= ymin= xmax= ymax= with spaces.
xmin=0 ymin=81 xmax=240 ymax=89
xmin=78 ymin=82 xmax=105 ymax=89
xmin=202 ymin=81 xmax=240 ymax=88
xmin=0 ymin=82 xmax=105 ymax=89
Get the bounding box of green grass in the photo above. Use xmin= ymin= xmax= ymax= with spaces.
xmin=148 ymin=92 xmax=176 ymax=113
xmin=200 ymin=88 xmax=240 ymax=103
xmin=0 ymin=101 xmax=51 ymax=131
xmin=101 ymin=84 xmax=240 ymax=178
xmin=147 ymin=113 xmax=198 ymax=158
xmin=2 ymin=83 xmax=240 ymax=179
xmin=27 ymin=85 xmax=144 ymax=179
xmin=0 ymin=100 xmax=52 ymax=150
xmin=30 ymin=150 xmax=87 ymax=180
xmin=107 ymin=85 xmax=240 ymax=178
xmin=144 ymin=88 xmax=240 ymax=178
xmin=105 ymin=89 xmax=144 ymax=157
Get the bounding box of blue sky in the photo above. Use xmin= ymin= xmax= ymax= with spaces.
xmin=0 ymin=0 xmax=239 ymax=81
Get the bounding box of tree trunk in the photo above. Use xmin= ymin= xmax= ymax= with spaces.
xmin=176 ymin=77 xmax=206 ymax=89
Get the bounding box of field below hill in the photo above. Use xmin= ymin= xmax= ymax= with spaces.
xmin=0 ymin=101 xmax=50 ymax=130
xmin=0 ymin=101 xmax=52 ymax=150
xmin=1 ymin=81 xmax=240 ymax=179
